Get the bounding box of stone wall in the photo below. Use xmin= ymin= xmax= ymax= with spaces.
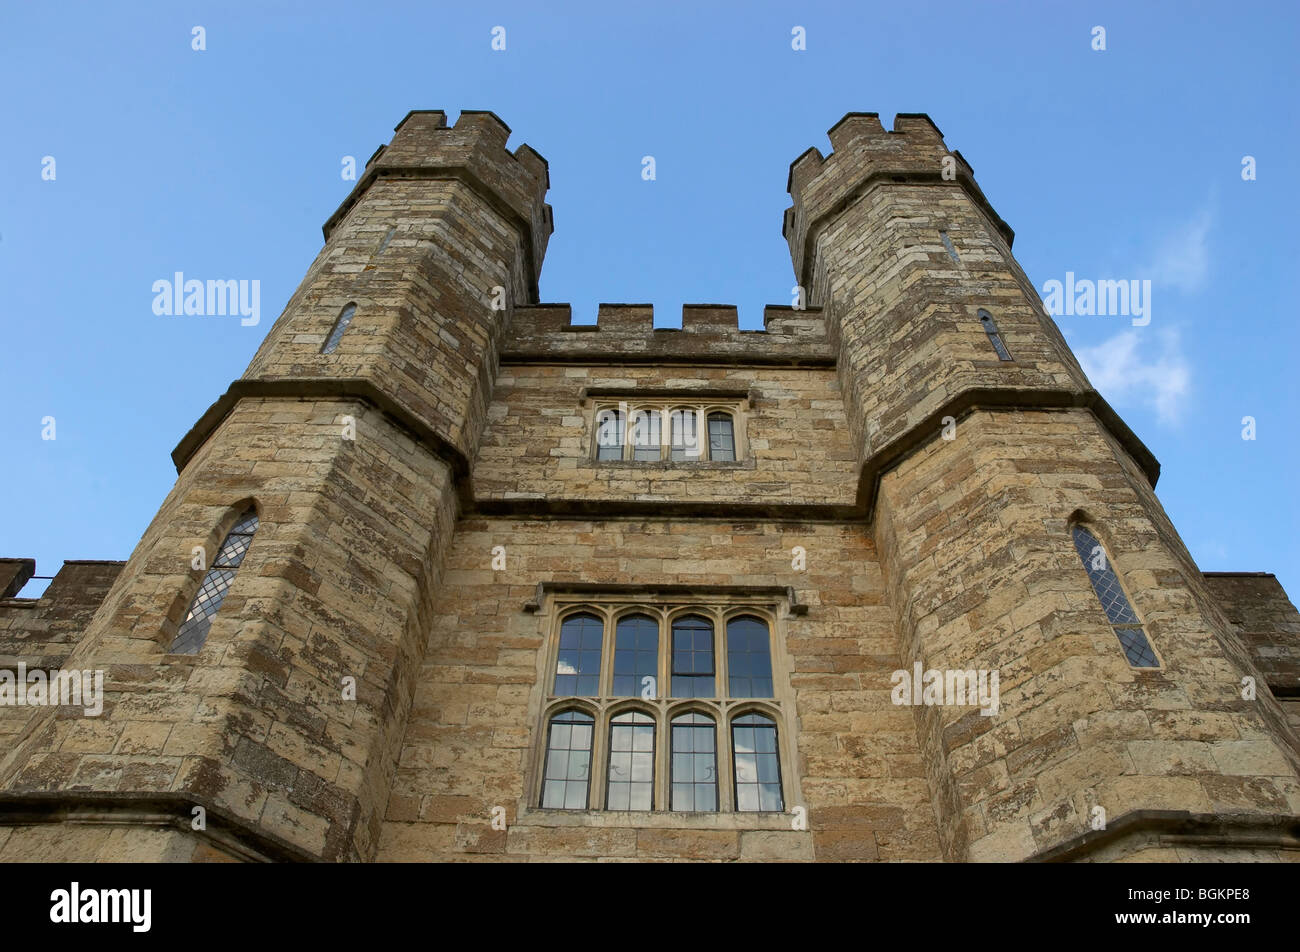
xmin=376 ymin=517 xmax=940 ymax=862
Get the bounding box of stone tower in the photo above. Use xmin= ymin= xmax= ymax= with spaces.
xmin=783 ymin=113 xmax=1300 ymax=859
xmin=1 ymin=111 xmax=1297 ymax=863
xmin=0 ymin=110 xmax=552 ymax=862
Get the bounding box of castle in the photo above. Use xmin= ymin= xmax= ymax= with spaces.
xmin=2 ymin=110 xmax=1298 ymax=862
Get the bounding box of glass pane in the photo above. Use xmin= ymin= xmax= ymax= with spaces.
xmin=671 ymin=616 xmax=714 ymax=698
xmin=541 ymin=711 xmax=594 ymax=809
xmin=671 ymin=714 xmax=717 ymax=813
xmin=733 ymin=715 xmax=781 ymax=812
xmin=607 ymin=712 xmax=654 ymax=810
xmin=759 ymin=783 xmax=784 ymax=812
xmin=595 ymin=409 xmax=625 ymax=460
xmin=1072 ymin=526 xmax=1158 ymax=668
xmin=630 ymin=409 xmax=661 ymax=461
xmin=1116 ymin=626 xmax=1160 ymax=668
xmin=726 ymin=615 xmax=773 ymax=698
xmin=613 ymin=615 xmax=658 ymax=697
xmin=554 ymin=614 xmax=603 ymax=694
xmin=169 ymin=506 xmax=259 ymax=655
xmin=736 ymin=785 xmax=760 ymax=812
xmin=707 ymin=413 xmax=736 ymax=461
xmin=322 ymin=303 xmax=356 ymax=355
xmin=670 ymin=408 xmax=701 ymax=460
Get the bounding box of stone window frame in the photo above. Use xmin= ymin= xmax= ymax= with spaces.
xmin=522 ymin=587 xmax=803 ymax=828
xmin=163 ymin=499 xmax=261 ymax=656
xmin=585 ymin=395 xmax=750 ymax=464
xmin=1067 ymin=515 xmax=1163 ymax=670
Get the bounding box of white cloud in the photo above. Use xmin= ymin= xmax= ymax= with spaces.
xmin=1076 ymin=329 xmax=1191 ymax=425
xmin=1144 ymin=206 xmax=1212 ymax=293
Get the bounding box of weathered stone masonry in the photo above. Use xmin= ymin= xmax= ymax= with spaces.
xmin=2 ymin=110 xmax=1298 ymax=862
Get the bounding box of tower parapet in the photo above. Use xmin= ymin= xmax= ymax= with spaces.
xmin=325 ymin=110 xmax=553 ymax=295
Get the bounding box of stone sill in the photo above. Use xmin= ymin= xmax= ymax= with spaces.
xmin=517 ymin=808 xmax=798 ymax=831
xmin=589 ymin=460 xmax=752 ymax=470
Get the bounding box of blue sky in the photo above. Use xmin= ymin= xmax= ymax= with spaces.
xmin=2 ymin=1 xmax=1297 ymax=599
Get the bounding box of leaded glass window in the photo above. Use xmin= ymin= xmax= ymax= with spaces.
xmin=978 ymin=309 xmax=1012 ymax=361
xmin=733 ymin=713 xmax=783 ymax=812
xmin=940 ymin=229 xmax=961 ymax=264
xmin=595 ymin=408 xmax=625 ymax=460
xmin=591 ymin=402 xmax=741 ymax=462
xmin=538 ymin=602 xmax=792 ymax=813
xmin=541 ymin=710 xmax=594 ymax=809
xmin=630 ymin=408 xmax=661 ymax=461
xmin=606 ymin=711 xmax=655 ymax=810
xmin=707 ymin=412 xmax=736 ymax=461
xmin=554 ymin=613 xmax=603 ymax=695
xmin=727 ymin=615 xmax=773 ymax=698
xmin=613 ymin=614 xmax=658 ymax=697
xmin=169 ymin=506 xmax=258 ymax=654
xmin=321 ymin=302 xmax=356 ymax=355
xmin=670 ymin=408 xmax=700 ymax=460
xmin=1072 ymin=525 xmax=1159 ymax=668
xmin=671 ymin=713 xmax=718 ymax=812
xmin=671 ymin=615 xmax=715 ymax=698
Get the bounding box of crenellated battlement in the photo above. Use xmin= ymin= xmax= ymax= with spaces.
xmin=503 ymin=303 xmax=832 ymax=364
xmin=783 ymin=112 xmax=1010 ymax=292
xmin=325 ymin=109 xmax=554 ymax=289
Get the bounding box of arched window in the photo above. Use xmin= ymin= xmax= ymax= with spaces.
xmin=732 ymin=713 xmax=783 ymax=812
xmin=670 ymin=407 xmax=700 ymax=461
xmin=671 ymin=615 xmax=715 ymax=698
xmin=554 ymin=612 xmax=603 ymax=695
xmin=629 ymin=408 xmax=662 ymax=461
xmin=707 ymin=412 xmax=736 ymax=461
xmin=977 ymin=309 xmax=1012 ymax=361
xmin=541 ymin=709 xmax=594 ymax=809
xmin=1071 ymin=524 xmax=1159 ymax=668
xmin=321 ymin=302 xmax=356 ymax=355
xmin=595 ymin=408 xmax=625 ymax=460
xmin=671 ymin=712 xmax=718 ymax=811
xmin=613 ymin=614 xmax=658 ymax=697
xmin=726 ymin=615 xmax=773 ymax=698
xmin=606 ymin=711 xmax=655 ymax=810
xmin=169 ymin=506 xmax=258 ymax=654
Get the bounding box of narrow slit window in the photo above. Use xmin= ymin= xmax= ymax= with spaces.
xmin=726 ymin=616 xmax=773 ymax=698
xmin=606 ymin=711 xmax=655 ymax=810
xmin=377 ymin=226 xmax=396 ymax=254
xmin=978 ymin=309 xmax=1013 ymax=361
xmin=554 ymin=612 xmax=603 ymax=695
xmin=170 ymin=506 xmax=258 ymax=654
xmin=671 ymin=713 xmax=718 ymax=812
xmin=595 ymin=409 xmax=625 ymax=460
xmin=671 ymin=615 xmax=715 ymax=698
xmin=321 ymin=302 xmax=356 ymax=355
xmin=541 ymin=710 xmax=593 ymax=809
xmin=732 ymin=713 xmax=783 ymax=812
xmin=939 ymin=229 xmax=961 ymax=264
xmin=613 ymin=614 xmax=659 ymax=697
xmin=707 ymin=412 xmax=736 ymax=461
xmin=1072 ymin=525 xmax=1159 ymax=668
